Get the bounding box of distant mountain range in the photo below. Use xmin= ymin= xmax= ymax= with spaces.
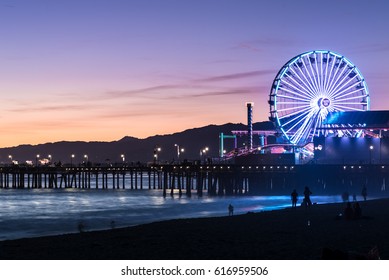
xmin=0 ymin=122 xmax=274 ymax=165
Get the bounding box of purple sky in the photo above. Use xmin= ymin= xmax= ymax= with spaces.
xmin=1 ymin=0 xmax=388 ymax=147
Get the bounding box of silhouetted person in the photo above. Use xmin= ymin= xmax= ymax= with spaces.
xmin=303 ymin=186 xmax=312 ymax=208
xmin=291 ymin=189 xmax=298 ymax=208
xmin=228 ymin=204 xmax=234 ymax=216
xmin=344 ymin=202 xmax=353 ymax=220
xmin=361 ymin=186 xmax=367 ymax=201
xmin=352 ymin=193 xmax=357 ymax=202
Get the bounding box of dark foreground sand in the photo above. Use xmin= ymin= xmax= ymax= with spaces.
xmin=0 ymin=199 xmax=388 ymax=260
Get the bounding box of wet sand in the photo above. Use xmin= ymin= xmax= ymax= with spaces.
xmin=0 ymin=198 xmax=387 ymax=260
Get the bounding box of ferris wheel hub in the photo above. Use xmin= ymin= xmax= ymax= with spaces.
xmin=318 ymin=97 xmax=331 ymax=108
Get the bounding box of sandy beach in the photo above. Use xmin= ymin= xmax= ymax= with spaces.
xmin=0 ymin=198 xmax=387 ymax=260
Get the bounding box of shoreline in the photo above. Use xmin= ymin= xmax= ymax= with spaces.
xmin=1 ymin=198 xmax=388 ymax=260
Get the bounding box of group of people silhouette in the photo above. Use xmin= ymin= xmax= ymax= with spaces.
xmin=291 ymin=186 xmax=312 ymax=208
xmin=291 ymin=185 xmax=368 ymax=210
xmin=228 ymin=185 xmax=368 ymax=216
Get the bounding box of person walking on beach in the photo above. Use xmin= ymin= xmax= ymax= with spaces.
xmin=228 ymin=204 xmax=234 ymax=216
xmin=361 ymin=185 xmax=367 ymax=201
xmin=291 ymin=189 xmax=298 ymax=208
xmin=303 ymin=186 xmax=312 ymax=208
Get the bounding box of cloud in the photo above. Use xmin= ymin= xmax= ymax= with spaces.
xmin=97 ymin=109 xmax=180 ymax=120
xmin=196 ymin=70 xmax=273 ymax=83
xmin=6 ymin=104 xmax=88 ymax=113
xmin=106 ymin=84 xmax=181 ymax=97
xmin=235 ymin=43 xmax=261 ymax=52
xmin=233 ymin=38 xmax=297 ymax=53
xmin=0 ymin=118 xmax=90 ymax=132
xmin=181 ymin=86 xmax=260 ymax=98
xmin=105 ymin=70 xmax=269 ymax=97
xmin=206 ymin=59 xmax=238 ymax=64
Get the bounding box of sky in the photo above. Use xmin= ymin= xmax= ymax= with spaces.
xmin=1 ymin=0 xmax=389 ymax=148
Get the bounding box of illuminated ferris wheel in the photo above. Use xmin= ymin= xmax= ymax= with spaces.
xmin=269 ymin=50 xmax=370 ymax=146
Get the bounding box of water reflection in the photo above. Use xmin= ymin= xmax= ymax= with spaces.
xmin=0 ymin=188 xmax=380 ymax=241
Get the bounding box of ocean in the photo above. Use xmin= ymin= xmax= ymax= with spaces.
xmin=0 ymin=185 xmax=349 ymax=241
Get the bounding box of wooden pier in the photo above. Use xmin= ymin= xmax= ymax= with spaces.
xmin=0 ymin=163 xmax=389 ymax=196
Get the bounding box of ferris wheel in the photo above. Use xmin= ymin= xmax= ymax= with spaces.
xmin=269 ymin=50 xmax=370 ymax=146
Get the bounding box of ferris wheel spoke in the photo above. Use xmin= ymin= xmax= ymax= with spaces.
xmin=280 ymin=87 xmax=310 ymax=102
xmin=284 ymin=114 xmax=311 ymax=135
xmin=307 ymin=56 xmax=321 ymax=92
xmin=276 ymin=104 xmax=311 ymax=114
xmin=333 ymin=101 xmax=368 ymax=106
xmin=277 ymin=101 xmax=309 ymax=105
xmin=290 ymin=114 xmax=316 ymax=144
xmin=327 ymin=59 xmax=348 ymax=94
xmin=328 ymin=67 xmax=356 ymax=97
xmin=293 ymin=64 xmax=318 ymax=96
xmin=282 ymin=75 xmax=314 ymax=97
xmin=326 ymin=57 xmax=346 ymax=93
xmin=307 ymin=55 xmax=320 ymax=92
xmin=314 ymin=52 xmax=322 ymax=92
xmin=332 ymin=104 xmax=366 ymax=111
xmin=310 ymin=111 xmax=323 ymax=139
xmin=289 ymin=66 xmax=317 ymax=97
xmin=280 ymin=109 xmax=313 ymax=129
xmin=313 ymin=111 xmax=326 ymax=139
xmin=332 ymin=87 xmax=361 ymax=102
xmin=324 ymin=53 xmax=337 ymax=92
xmin=284 ymin=72 xmax=316 ymax=98
xmin=302 ymin=59 xmax=320 ymax=93
xmin=278 ymin=82 xmax=313 ymax=101
xmin=334 ymin=93 xmax=368 ymax=102
xmin=331 ymin=79 xmax=363 ymax=99
xmin=279 ymin=106 xmax=311 ymax=121
xmin=323 ymin=52 xmax=329 ymax=91
xmin=276 ymin=94 xmax=310 ymax=102
xmin=319 ymin=52 xmax=325 ymax=92
xmin=323 ymin=52 xmax=334 ymax=93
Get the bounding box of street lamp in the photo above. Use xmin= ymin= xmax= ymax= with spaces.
xmin=71 ymin=154 xmax=75 ymax=167
xmin=174 ymin=144 xmax=185 ymax=162
xmin=48 ymin=154 xmax=52 ymax=164
xmin=200 ymin=147 xmax=209 ymax=163
xmin=36 ymin=154 xmax=40 ymax=166
xmin=8 ymin=155 xmax=12 ymax=164
xmin=84 ymin=154 xmax=88 ymax=166
xmin=153 ymin=147 xmax=161 ymax=164
xmin=174 ymin=144 xmax=180 ymax=161
xmin=121 ymin=154 xmax=125 ymax=165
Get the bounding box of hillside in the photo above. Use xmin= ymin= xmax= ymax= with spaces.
xmin=0 ymin=122 xmax=274 ymax=165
